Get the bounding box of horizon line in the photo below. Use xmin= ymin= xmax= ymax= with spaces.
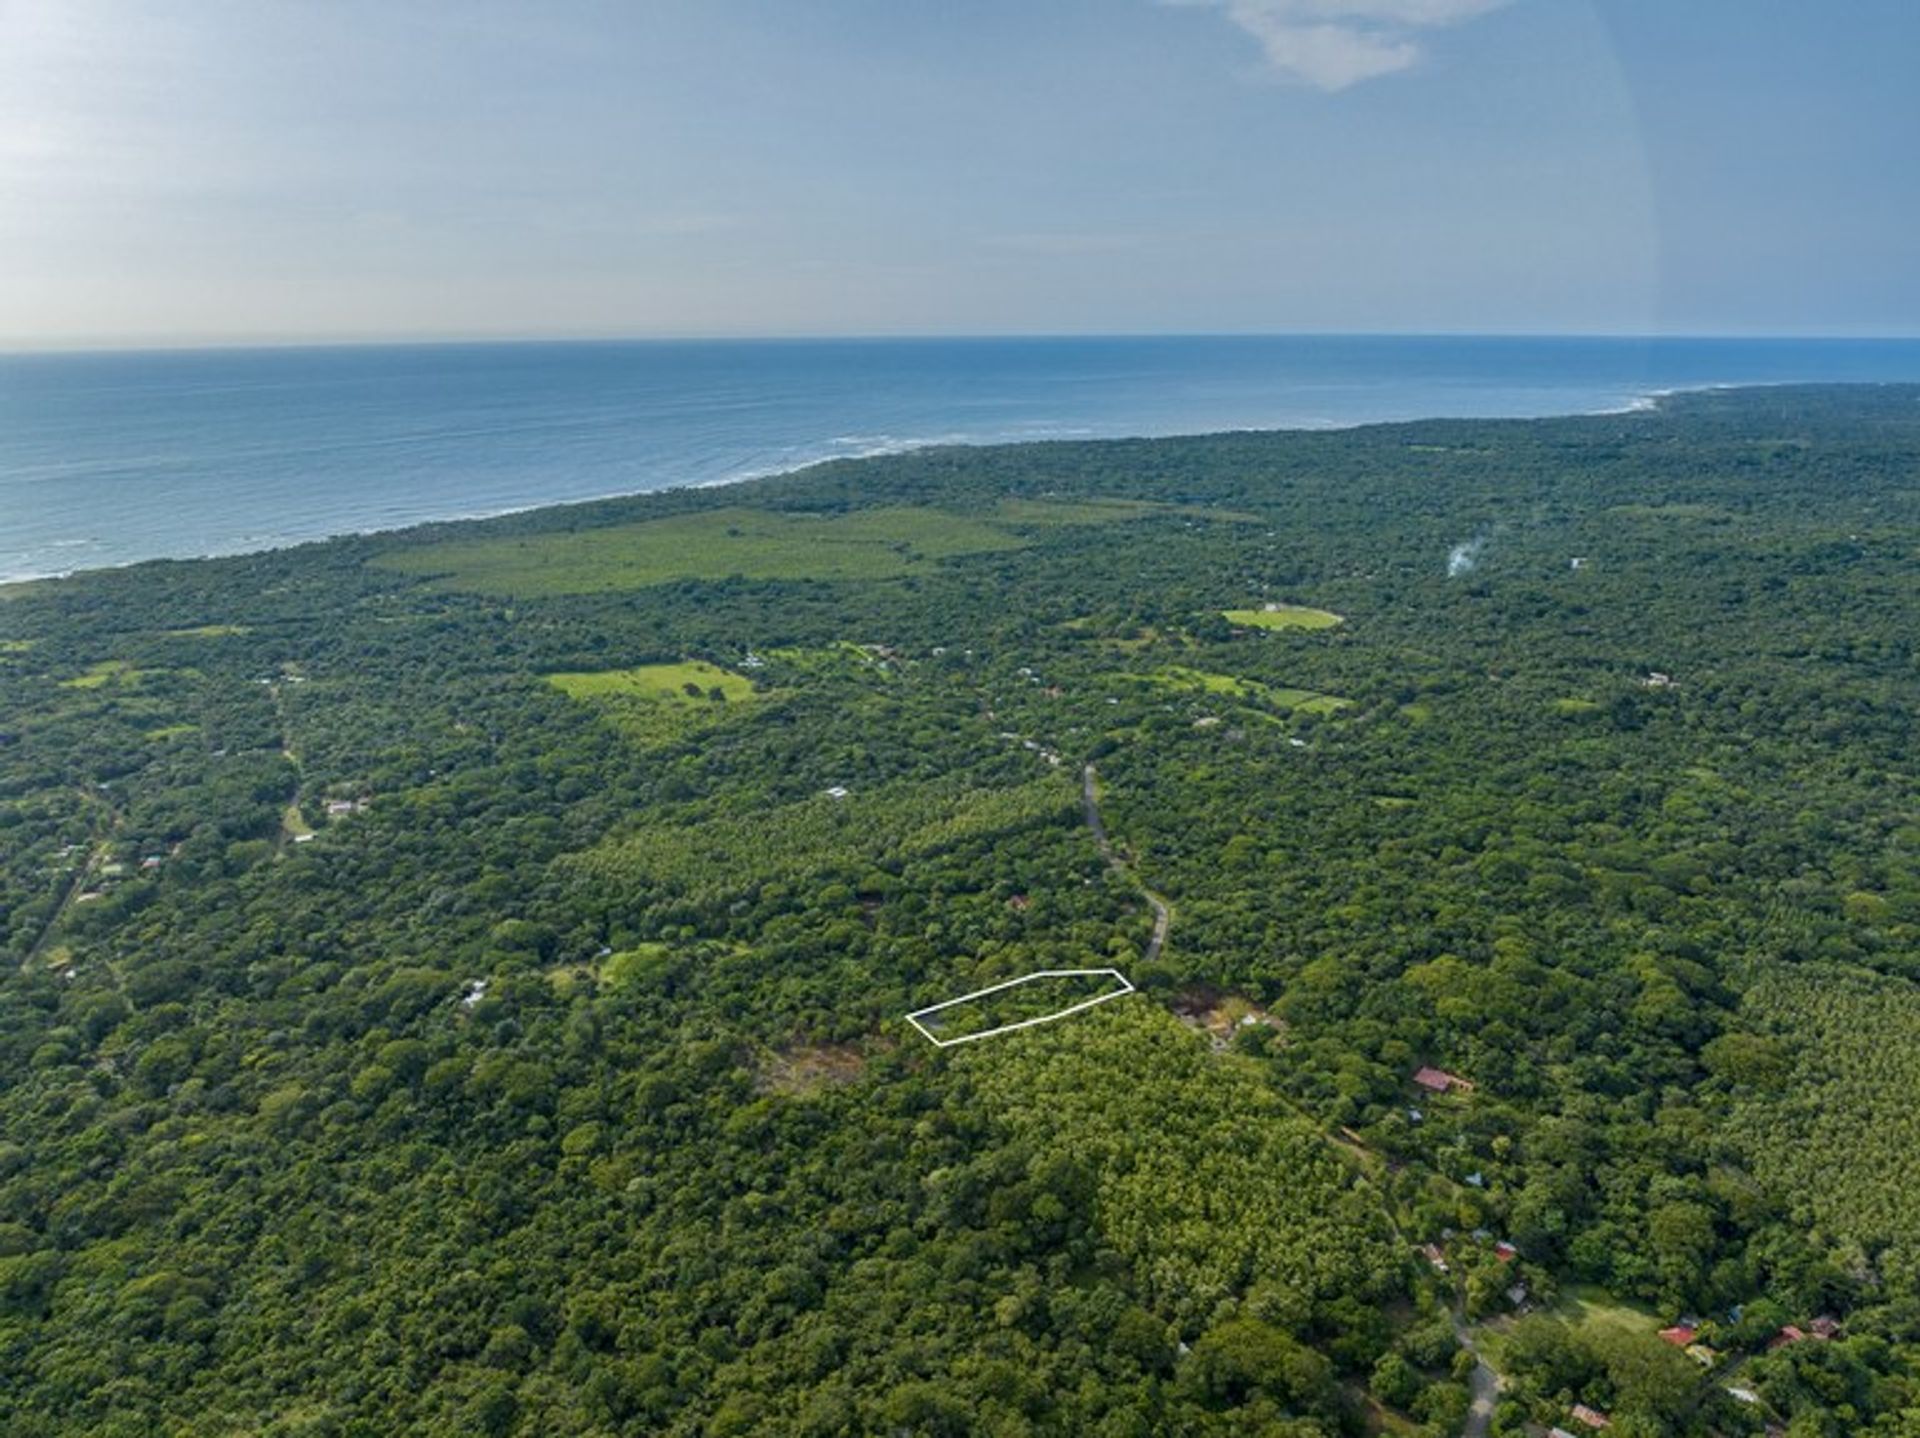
xmin=6 ymin=328 xmax=1920 ymax=360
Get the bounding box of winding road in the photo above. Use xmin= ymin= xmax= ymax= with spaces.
xmin=1081 ymin=763 xmax=1170 ymax=963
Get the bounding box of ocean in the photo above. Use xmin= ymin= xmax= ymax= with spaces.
xmin=3 ymin=334 xmax=1919 ymax=584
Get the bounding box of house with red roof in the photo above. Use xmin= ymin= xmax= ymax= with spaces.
xmin=1413 ymin=1065 xmax=1473 ymax=1094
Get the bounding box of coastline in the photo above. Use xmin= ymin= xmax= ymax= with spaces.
xmin=0 ymin=385 xmax=1693 ymax=590
xmin=2 ymin=369 xmax=1909 ymax=590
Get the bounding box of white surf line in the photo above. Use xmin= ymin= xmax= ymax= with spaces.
xmin=905 ymin=967 xmax=1137 ymax=1047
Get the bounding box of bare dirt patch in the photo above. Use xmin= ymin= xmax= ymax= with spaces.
xmin=756 ymin=1042 xmax=869 ymax=1096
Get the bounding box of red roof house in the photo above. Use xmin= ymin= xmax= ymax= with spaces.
xmin=1413 ymin=1066 xmax=1473 ymax=1094
xmin=1659 ymin=1324 xmax=1698 ymax=1347
xmin=1768 ymin=1325 xmax=1807 ymax=1352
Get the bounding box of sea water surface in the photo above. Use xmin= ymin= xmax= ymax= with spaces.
xmin=4 ymin=335 xmax=1919 ymax=583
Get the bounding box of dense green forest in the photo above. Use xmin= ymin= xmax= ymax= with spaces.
xmin=1 ymin=385 xmax=1917 ymax=1435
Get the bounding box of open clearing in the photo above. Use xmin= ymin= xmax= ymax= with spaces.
xmin=1224 ymin=604 xmax=1344 ymax=631
xmin=547 ymin=661 xmax=758 ymax=744
xmin=906 ymin=968 xmax=1136 ymax=1046
xmin=756 ymin=1042 xmax=868 ymax=1096
xmin=1470 ymin=1284 xmax=1657 ymax=1372
xmin=377 ymin=498 xmax=1206 ymax=595
xmin=1122 ymin=665 xmax=1349 ymax=715
xmin=164 ymin=624 xmax=251 ymax=638
xmin=59 ymin=660 xmax=140 ymax=689
xmin=548 ymin=660 xmax=756 ymax=705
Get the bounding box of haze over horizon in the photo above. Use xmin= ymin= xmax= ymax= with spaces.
xmin=4 ymin=0 xmax=1917 ymax=348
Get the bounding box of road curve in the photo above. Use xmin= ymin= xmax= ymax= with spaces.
xmin=1081 ymin=763 xmax=1171 ymax=964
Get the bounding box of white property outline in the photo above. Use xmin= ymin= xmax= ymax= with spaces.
xmin=904 ymin=968 xmax=1136 ymax=1047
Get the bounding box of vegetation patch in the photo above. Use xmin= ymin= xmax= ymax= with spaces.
xmin=564 ymin=776 xmax=1075 ymax=913
xmin=1731 ymin=965 xmax=1920 ymax=1285
xmin=59 ymin=659 xmax=139 ymax=689
xmin=760 ymin=642 xmax=900 ymax=679
xmin=547 ymin=660 xmax=759 ymax=743
xmin=906 ymin=968 xmax=1134 ymax=1045
xmin=379 ymin=504 xmax=1035 ymax=594
xmin=1223 ymin=604 xmax=1345 ymax=631
xmin=961 ymin=1003 xmax=1399 ymax=1322
xmin=756 ymin=1042 xmax=868 ymax=1096
xmin=548 ymin=660 xmax=756 ymax=705
xmin=1122 ymin=665 xmax=1349 ymax=714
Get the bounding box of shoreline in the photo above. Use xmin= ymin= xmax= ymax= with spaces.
xmin=0 ymin=378 xmax=1841 ymax=589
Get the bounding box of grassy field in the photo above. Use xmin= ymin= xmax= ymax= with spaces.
xmin=548 ymin=660 xmax=757 ymax=705
xmin=281 ymin=805 xmax=315 ymax=842
xmin=1223 ymin=604 xmax=1345 ymax=631
xmin=378 ymin=505 xmax=1033 ymax=595
xmin=1123 ymin=665 xmax=1350 ymax=715
xmin=547 ymin=660 xmax=759 ymax=745
xmin=164 ymin=624 xmax=251 ymax=638
xmin=1472 ymin=1284 xmax=1658 ymax=1371
xmin=375 ymin=498 xmax=1225 ymax=595
xmin=59 ymin=660 xmax=139 ymax=689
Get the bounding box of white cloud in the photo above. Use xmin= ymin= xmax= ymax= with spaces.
xmin=1176 ymin=0 xmax=1513 ymax=90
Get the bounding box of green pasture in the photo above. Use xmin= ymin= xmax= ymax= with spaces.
xmin=1223 ymin=604 xmax=1345 ymax=631
xmin=60 ymin=660 xmax=140 ymax=689
xmin=547 ymin=660 xmax=756 ymax=705
xmin=376 ymin=498 xmax=1210 ymax=595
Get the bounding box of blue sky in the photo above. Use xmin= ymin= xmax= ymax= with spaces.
xmin=2 ymin=0 xmax=1914 ymax=344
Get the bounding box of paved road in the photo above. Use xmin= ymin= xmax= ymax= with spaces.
xmin=1081 ymin=763 xmax=1171 ymax=963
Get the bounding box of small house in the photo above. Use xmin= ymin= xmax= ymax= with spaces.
xmin=1419 ymin=1243 xmax=1449 ymax=1273
xmin=1769 ymin=1325 xmax=1807 ymax=1351
xmin=1413 ymin=1065 xmax=1472 ymax=1094
xmin=823 ymin=786 xmax=850 ymax=800
xmin=1809 ymin=1316 xmax=1840 ymax=1340
xmin=1570 ymin=1404 xmax=1611 ymax=1430
xmin=1494 ymin=1241 xmax=1519 ymax=1262
xmin=1659 ymin=1324 xmax=1698 ymax=1348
